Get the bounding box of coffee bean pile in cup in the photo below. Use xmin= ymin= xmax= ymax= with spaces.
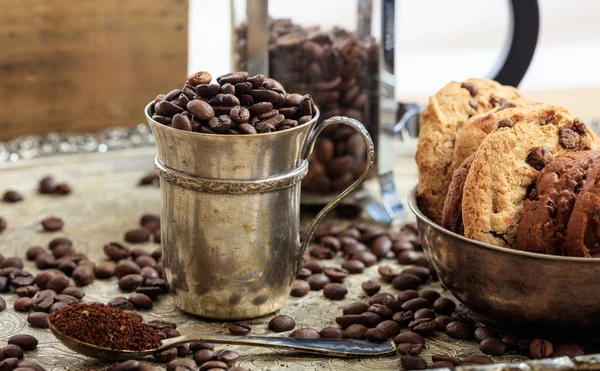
xmin=236 ymin=18 xmax=377 ymax=194
xmin=151 ymin=71 xmax=316 ymax=134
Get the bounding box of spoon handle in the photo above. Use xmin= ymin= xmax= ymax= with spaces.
xmin=161 ymin=334 xmax=395 ymax=357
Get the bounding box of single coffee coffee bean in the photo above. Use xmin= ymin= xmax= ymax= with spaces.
xmin=289 ymin=328 xmax=320 ymax=339
xmin=397 ymin=290 xmax=419 ymax=303
xmin=432 ymin=297 xmax=456 ymax=315
xmin=111 ymin=360 xmax=141 ymax=371
xmin=95 ymin=261 xmax=117 ymax=279
xmin=418 ymin=290 xmax=440 ymax=304
xmin=341 ymin=303 xmax=367 ymax=316
xmin=31 ymin=290 xmax=56 ymax=312
xmin=352 ymin=251 xmax=378 ymax=266
xmin=363 ymin=328 xmax=388 ymax=342
xmin=361 ymin=280 xmax=381 ymax=296
xmin=474 ymin=326 xmax=499 ymax=343
xmin=189 ymin=343 xmax=214 ymax=353
xmin=16 ymin=360 xmax=47 ymax=371
xmin=8 ymin=334 xmax=38 ymax=351
xmin=2 ymin=344 xmax=24 ymax=359
xmin=341 ymin=259 xmax=365 ymax=274
xmin=229 ymin=322 xmax=252 ymax=336
xmin=368 ymin=293 xmax=394 ymax=305
xmin=55 ymin=294 xmax=79 ymax=305
xmin=49 ymin=301 xmax=68 ymax=313
xmin=104 ymin=242 xmax=132 ymax=261
xmin=402 ymin=266 xmax=431 ymax=282
xmin=323 ymin=267 xmax=348 ymax=283
xmin=124 ymin=228 xmax=151 ymax=244
xmin=295 ymin=268 xmax=310 ymax=280
xmin=323 ymin=283 xmax=347 ymax=300
xmin=335 ymin=315 xmax=367 ymax=329
xmin=401 ymin=355 xmax=427 ymax=370
xmin=26 ymin=312 xmax=49 ymax=329
xmin=46 ymin=275 xmax=69 ymax=293
xmin=376 ymin=320 xmax=401 ymax=337
xmin=396 ymin=343 xmax=424 ymax=356
xmin=530 ymin=338 xmax=554 ymax=359
xmin=193 ymin=349 xmax=215 ymax=365
xmin=432 ymin=354 xmax=462 ymax=366
xmin=153 ymin=347 xmax=178 ymax=363
xmin=41 ymin=217 xmax=63 ymax=232
xmin=307 ymin=273 xmax=329 ymax=290
xmin=367 ymin=304 xmax=393 ymax=319
xmin=16 ymin=286 xmax=39 ymax=298
xmin=2 ymin=190 xmax=23 ymax=203
xmin=115 ymin=260 xmax=141 ymax=278
xmin=409 ymin=318 xmax=438 ymax=337
xmin=462 ymin=354 xmax=493 ymax=365
xmin=188 ymin=71 xmax=212 ymax=86
xmin=290 ymin=280 xmax=310 ymax=297
xmin=217 ymin=350 xmax=241 ymax=366
xmin=14 ymin=297 xmax=32 ymax=312
xmin=393 ymin=331 xmax=424 ymax=345
xmin=56 ymin=182 xmax=72 ymax=195
xmin=1 ymin=257 xmax=24 ymax=269
xmin=553 ymin=342 xmax=585 ymax=357
xmin=268 ymin=315 xmax=295 ymax=332
xmin=302 ymin=259 xmax=324 ymax=273
xmin=392 ymin=274 xmax=421 ymax=291
xmin=342 ymin=324 xmax=368 ymax=339
xmin=108 ymin=296 xmax=135 ymax=311
xmin=320 ymin=327 xmax=342 ymax=339
xmin=198 ymin=360 xmax=229 ymax=371
xmin=401 ymin=298 xmax=430 ymax=312
xmin=392 ymin=311 xmax=413 ymax=327
xmin=128 ymin=293 xmax=153 ymax=309
xmin=445 ymin=321 xmax=473 ymax=340
xmin=413 ymin=308 xmax=435 ymax=320
xmin=480 ymin=337 xmax=506 ymax=356
xmin=140 ymin=266 xmax=159 ymax=280
xmin=38 ymin=176 xmax=57 ymax=194
xmin=360 ymin=312 xmax=382 ymax=328
xmin=166 ymin=358 xmax=196 ymax=371
xmin=25 ymin=247 xmax=45 ymax=261
xmin=119 ymin=274 xmax=144 ymax=292
xmin=377 ymin=266 xmax=401 ymax=282
xmin=72 ymin=264 xmax=95 ymax=286
xmin=62 ymin=286 xmax=84 ymax=299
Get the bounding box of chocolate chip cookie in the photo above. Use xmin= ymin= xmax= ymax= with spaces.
xmin=449 ymin=103 xmax=533 ymax=178
xmin=462 ymin=104 xmax=599 ymax=247
xmin=416 ymin=78 xmax=530 ymax=224
xmin=565 ymin=163 xmax=600 ymax=257
xmin=442 ymin=153 xmax=475 ymax=234
xmin=516 ymin=151 xmax=600 ymax=255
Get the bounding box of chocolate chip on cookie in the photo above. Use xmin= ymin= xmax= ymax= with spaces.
xmin=497 ymin=118 xmax=514 ymax=129
xmin=461 ymin=82 xmax=479 ymax=97
xmin=573 ymin=119 xmax=587 ymax=135
xmin=495 ymin=102 xmax=516 ymax=112
xmin=543 ymin=115 xmax=557 ymax=125
xmin=559 ymin=128 xmax=580 ymax=149
xmin=526 ymin=147 xmax=552 ymax=171
xmin=468 ymin=100 xmax=477 ymax=110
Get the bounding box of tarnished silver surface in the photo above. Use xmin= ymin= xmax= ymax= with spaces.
xmin=408 ymin=185 xmax=600 ymax=328
xmin=147 ymin=105 xmax=374 ymax=320
xmin=1 ymin=149 xmax=598 ymax=370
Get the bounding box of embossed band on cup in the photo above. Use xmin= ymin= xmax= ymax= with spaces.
xmin=154 ymin=157 xmax=309 ymax=194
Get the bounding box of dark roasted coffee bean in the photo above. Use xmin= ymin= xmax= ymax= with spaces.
xmin=432 ymin=354 xmax=461 ymax=366
xmin=209 ymin=94 xmax=240 ymax=108
xmin=370 ymin=236 xmax=392 ymax=258
xmin=238 ymin=123 xmax=257 ymax=134
xmin=343 ymin=302 xmax=369 ymax=315
xmin=530 ymin=338 xmax=553 ymax=359
xmin=368 ymin=304 xmax=392 ymax=319
xmin=104 ymin=242 xmax=132 ymax=261
xmin=217 ymin=71 xmax=248 ymax=85
xmin=45 ymin=275 xmax=68 ymax=294
xmin=187 ymin=99 xmax=215 ymax=121
xmin=501 ymin=334 xmax=518 ymax=350
xmin=153 ymin=347 xmax=178 ymax=363
xmin=119 ymin=274 xmax=144 ymax=292
xmin=360 ymin=312 xmax=382 ymax=328
xmin=394 ymin=332 xmax=424 ymax=345
xmin=3 ymin=344 xmax=24 ymax=359
xmin=269 ymin=315 xmax=295 ymax=332
xmin=49 ymin=301 xmax=67 ymax=313
xmin=323 ymin=283 xmax=347 ymax=300
xmin=128 ymin=293 xmax=153 ymax=309
xmin=8 ymin=335 xmax=38 ymax=350
xmin=289 ymin=328 xmax=320 ymax=339
xmin=553 ymin=342 xmax=584 ymax=357
xmin=341 ymin=259 xmax=365 ymax=273
xmin=1 ymin=257 xmax=23 ymax=269
xmin=135 ymin=256 xmax=156 ymax=269
xmin=342 ymin=324 xmax=368 ymax=339
xmin=248 ymin=102 xmax=274 ymax=116
xmin=361 ymin=280 xmax=381 ymax=296
xmin=72 ymin=264 xmax=95 ymax=286
xmin=363 ymin=328 xmax=388 ymax=342
xmin=30 ymin=290 xmax=56 ymax=312
xmin=228 ymin=322 xmax=251 ymax=336
xmin=0 ymin=217 xmax=5 ymax=234
xmin=381 ymin=296 xmax=402 ymax=312
xmin=41 ymin=217 xmax=63 ymax=232
xmin=396 ymin=343 xmax=424 ymax=356
xmin=28 ymin=311 xmax=49 ymax=330
xmin=10 ymin=273 xmax=35 ymax=289
xmin=0 ymin=276 xmax=7 ymax=292
xmin=166 ymin=358 xmax=196 ymax=371
xmin=188 ymin=71 xmax=212 ymax=86
xmin=377 ymin=320 xmax=401 ymax=337
xmin=307 ymin=273 xmax=329 ymax=290
xmin=392 ymin=274 xmax=421 ymax=291
xmin=310 ymin=245 xmax=334 ymax=259
xmin=95 ymin=261 xmax=116 ymax=279
xmin=3 ymin=190 xmax=23 ymax=203
xmin=451 ymin=312 xmax=473 ymax=324
xmin=108 ymin=296 xmax=135 ymax=311
xmin=122 ymin=310 xmax=143 ymax=323
xmin=25 ymin=247 xmax=45 ymax=261
xmin=397 ymin=250 xmax=421 ymax=265
xmin=230 ymin=106 xmax=250 ymax=124
xmin=377 ymin=266 xmax=400 ymax=282
xmin=155 ymin=100 xmax=184 ymax=117
xmin=14 ymin=297 xmax=32 ymax=312
xmin=198 ymin=360 xmax=228 ymax=371
xmin=140 ymin=266 xmax=159 ymax=280
xmin=463 ymin=354 xmax=493 ymax=365
xmin=352 ymin=251 xmax=378 ymax=266
xmin=195 ymin=83 xmax=221 ymax=99
xmin=335 ymin=315 xmax=366 ymax=329
xmin=39 ymin=176 xmax=57 ymax=194
xmin=445 ymin=321 xmax=473 ymax=340
xmin=401 ymin=298 xmax=430 ymax=312
xmin=35 ymin=254 xmax=56 ymax=270
xmin=409 ymin=318 xmax=437 ymax=337
xmin=193 ymin=348 xmax=215 ymax=365
xmin=124 ymin=228 xmax=150 ymax=243
xmin=189 ymin=342 xmax=214 ymax=353
xmin=16 ymin=286 xmax=39 ymax=298
xmin=368 ymin=292 xmax=394 ymax=305
xmin=392 ymin=310 xmax=413 ymax=326
xmin=480 ymin=337 xmax=506 ymax=356
xmin=401 ymin=355 xmax=427 ymax=370
xmin=323 ymin=267 xmax=348 ymax=283
xmin=397 ymin=290 xmax=420 ymax=304
xmin=418 ymin=290 xmax=440 ymax=304
xmin=220 ymin=83 xmax=235 ymax=95
xmin=217 ymin=349 xmax=240 ymax=366
xmin=320 ymin=327 xmax=342 ymax=339
xmin=432 ymin=297 xmax=456 ymax=314
xmin=208 ymin=115 xmax=233 ymax=134
xmin=172 ymin=113 xmax=192 ymax=131
xmin=474 ymin=326 xmax=498 ymax=343
xmin=290 ymin=279 xmax=310 ymax=297
xmin=51 ymin=244 xmax=75 ymax=258
xmin=413 ymin=308 xmax=435 ymax=320
xmin=115 ymin=260 xmax=141 ymax=278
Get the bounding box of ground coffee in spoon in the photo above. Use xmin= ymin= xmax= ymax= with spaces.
xmin=48 ymin=303 xmax=161 ymax=351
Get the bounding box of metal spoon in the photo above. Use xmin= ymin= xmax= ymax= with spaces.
xmin=49 ymin=322 xmax=396 ymax=361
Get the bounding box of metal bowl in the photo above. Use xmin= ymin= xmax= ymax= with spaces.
xmin=408 ymin=185 xmax=600 ymax=329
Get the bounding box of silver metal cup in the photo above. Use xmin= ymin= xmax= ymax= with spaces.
xmin=145 ymin=103 xmax=374 ymax=320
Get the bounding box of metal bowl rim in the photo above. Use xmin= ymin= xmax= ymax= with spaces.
xmin=145 ymin=102 xmax=320 ymax=138
xmin=407 ymin=185 xmax=600 ymax=263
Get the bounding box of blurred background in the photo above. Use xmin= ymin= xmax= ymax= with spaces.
xmin=0 ymin=0 xmax=597 ymax=140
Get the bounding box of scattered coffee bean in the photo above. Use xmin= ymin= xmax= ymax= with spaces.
xmin=14 ymin=297 xmax=32 ymax=312
xmin=409 ymin=318 xmax=437 ymax=337
xmin=217 ymin=349 xmax=241 ymax=366
xmin=8 ymin=335 xmax=38 ymax=351
xmin=361 ymin=311 xmax=383 ymax=327
xmin=229 ymin=322 xmax=252 ymax=336
xmin=124 ymin=228 xmax=151 ymax=244
xmin=62 ymin=286 xmax=84 ymax=299
xmin=413 ymin=308 xmax=435 ymax=320
xmin=41 ymin=217 xmax=63 ymax=232
xmin=323 ymin=267 xmax=348 ymax=282
xmin=343 ymin=324 xmax=368 ymax=339
xmin=530 ymin=338 xmax=554 ymax=359
xmin=72 ymin=264 xmax=95 ymax=286
xmin=38 ymin=176 xmax=57 ymax=194
xmin=31 ymin=290 xmax=56 ymax=312
xmin=393 ymin=332 xmax=424 ymax=345
xmin=392 ymin=274 xmax=421 ymax=290
xmin=128 ymin=293 xmax=153 ymax=309
xmin=198 ymin=361 xmax=229 ymax=371
xmin=296 ymin=268 xmax=311 ymax=280
xmin=307 ymin=273 xmax=329 ymax=290
xmin=401 ymin=298 xmax=430 ymax=312
xmin=343 ymin=302 xmax=369 ymax=315
xmin=289 ymin=328 xmax=320 ymax=339
xmin=110 ymin=360 xmax=141 ymax=371
xmin=480 ymin=337 xmax=506 ymax=356
xmin=361 ymin=280 xmax=381 ymax=296
xmin=0 ymin=296 xmax=5 ymax=311
xmin=323 ymin=283 xmax=347 ymax=300
xmin=153 ymin=347 xmax=178 ymax=363
xmin=2 ymin=344 xmax=24 ymax=359
xmin=432 ymin=354 xmax=462 ymax=366
xmin=396 ymin=343 xmax=424 ymax=356
xmin=474 ymin=326 xmax=498 ymax=343
xmin=46 ymin=275 xmax=69 ymax=293
xmin=0 ymin=358 xmax=20 ymax=370
xmin=320 ymin=327 xmax=342 ymax=339
xmin=432 ymin=297 xmax=456 ymax=314
xmin=167 ymin=358 xmax=197 ymax=371
xmin=553 ymin=342 xmax=585 ymax=357
xmin=190 ymin=342 xmax=214 ymax=352
xmin=397 ymin=290 xmax=419 ymax=303
xmin=49 ymin=301 xmax=68 ymax=313
xmin=16 ymin=286 xmax=39 ymax=298
xmin=104 ymin=242 xmax=132 ymax=261
xmin=3 ymin=190 xmax=23 ymax=203
xmin=0 ymin=217 xmax=6 ymax=234
xmin=392 ymin=311 xmax=414 ymax=326
xmin=401 ymin=355 xmax=427 ymax=370
xmin=108 ymin=296 xmax=135 ymax=311
xmin=445 ymin=321 xmax=473 ymax=340
xmin=363 ymin=328 xmax=388 ymax=342
xmin=290 ymin=279 xmax=310 ymax=297
xmin=376 ymin=320 xmax=401 ymax=337
xmin=268 ymin=315 xmax=295 ymax=332
xmin=341 ymin=259 xmax=365 ymax=273
xmin=193 ymin=349 xmax=215 ymax=365
xmin=462 ymin=354 xmax=493 ymax=365
xmin=303 ymin=259 xmax=325 ymax=273
xmin=115 ymin=260 xmax=141 ymax=279
xmin=336 ymin=315 xmax=367 ymax=329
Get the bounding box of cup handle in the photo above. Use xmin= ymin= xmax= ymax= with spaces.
xmin=298 ymin=116 xmax=375 ymax=267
